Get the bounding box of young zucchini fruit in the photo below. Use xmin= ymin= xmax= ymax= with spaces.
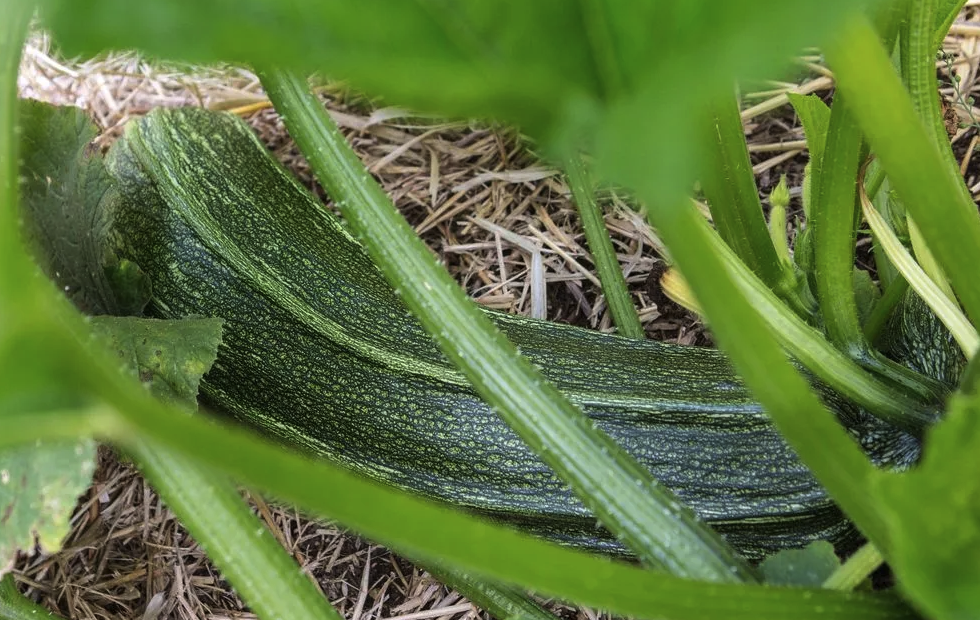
xmin=106 ymin=107 xmax=929 ymax=559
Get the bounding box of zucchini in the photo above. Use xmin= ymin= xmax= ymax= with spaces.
xmin=105 ymin=107 xmax=926 ymax=559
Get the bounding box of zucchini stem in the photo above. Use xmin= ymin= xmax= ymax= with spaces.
xmin=564 ymin=155 xmax=645 ymax=339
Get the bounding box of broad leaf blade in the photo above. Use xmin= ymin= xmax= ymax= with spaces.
xmin=18 ymin=100 xmax=123 ymax=315
xmin=0 ymin=439 xmax=96 ymax=575
xmin=89 ymin=316 xmax=224 ymax=407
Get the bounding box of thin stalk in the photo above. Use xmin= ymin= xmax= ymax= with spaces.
xmin=826 ymin=13 xmax=980 ymax=333
xmin=901 ymin=0 xmax=959 ymax=300
xmin=808 ymin=100 xmax=942 ymax=402
xmin=131 ymin=439 xmax=344 ymax=620
xmin=257 ymin=67 xmax=755 ymax=582
xmin=701 ymin=93 xmax=784 ymax=291
xmin=0 ymin=0 xmax=35 ymax=300
xmin=809 ymin=95 xmax=865 ymax=354
xmin=564 ymin=156 xmax=644 ymax=338
xmin=0 ymin=575 xmax=62 ymax=620
xmin=823 ymin=543 xmax=884 ymax=591
xmin=0 ymin=407 xmax=119 ymax=445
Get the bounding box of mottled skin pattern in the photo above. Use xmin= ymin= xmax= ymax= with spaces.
xmin=105 ymin=107 xmax=941 ymax=560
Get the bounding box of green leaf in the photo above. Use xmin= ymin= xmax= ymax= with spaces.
xmin=564 ymin=155 xmax=643 ymax=338
xmin=760 ymin=541 xmax=840 ymax=587
xmin=88 ymin=316 xmax=224 ymax=408
xmin=874 ymin=394 xmax=980 ymax=619
xmin=17 ymin=100 xmax=147 ymax=316
xmin=0 ymin=438 xmax=96 ymax=574
xmin=700 ymin=94 xmax=782 ymax=290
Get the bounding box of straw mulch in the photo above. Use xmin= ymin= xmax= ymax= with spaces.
xmin=11 ymin=6 xmax=980 ymax=617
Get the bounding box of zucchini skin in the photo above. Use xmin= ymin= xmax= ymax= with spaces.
xmin=106 ymin=107 xmax=921 ymax=559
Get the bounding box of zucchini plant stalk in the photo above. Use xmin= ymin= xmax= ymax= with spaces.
xmin=0 ymin=0 xmax=36 ymax=300
xmin=827 ymin=14 xmax=980 ymax=328
xmin=131 ymin=439 xmax=345 ymax=620
xmin=0 ymin=575 xmax=62 ymax=620
xmin=256 ymin=67 xmax=757 ymax=582
xmin=700 ymin=94 xmax=786 ymax=294
xmin=564 ymin=155 xmax=644 ymax=338
xmin=808 ymin=96 xmax=946 ymax=405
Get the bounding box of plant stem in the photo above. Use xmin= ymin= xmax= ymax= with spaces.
xmin=700 ymin=216 xmax=936 ymax=436
xmin=131 ymin=439 xmax=344 ymax=620
xmin=823 ymin=543 xmax=884 ymax=591
xmin=901 ymin=0 xmax=958 ymax=301
xmin=809 ymin=98 xmax=943 ymax=402
xmin=564 ymin=156 xmax=644 ymax=338
xmin=0 ymin=575 xmax=62 ymax=620
xmin=257 ymin=67 xmax=755 ymax=582
xmin=809 ymin=95 xmax=865 ymax=354
xmin=827 ymin=13 xmax=980 ymax=330
xmin=700 ymin=93 xmax=783 ymax=291
xmin=0 ymin=0 xmax=35 ymax=300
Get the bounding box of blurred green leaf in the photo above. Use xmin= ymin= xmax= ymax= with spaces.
xmin=874 ymin=394 xmax=980 ymax=619
xmin=0 ymin=438 xmax=96 ymax=575
xmin=88 ymin=316 xmax=223 ymax=407
xmin=760 ymin=541 xmax=840 ymax=587
xmin=39 ymin=0 xmax=879 ymax=200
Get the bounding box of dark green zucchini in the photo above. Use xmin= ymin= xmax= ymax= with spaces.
xmin=105 ymin=107 xmax=925 ymax=559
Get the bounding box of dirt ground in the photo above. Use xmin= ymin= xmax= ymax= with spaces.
xmin=11 ymin=5 xmax=980 ymax=618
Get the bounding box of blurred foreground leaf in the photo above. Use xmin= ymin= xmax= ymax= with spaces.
xmin=874 ymin=394 xmax=980 ymax=619
xmin=40 ymin=0 xmax=878 ymax=198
